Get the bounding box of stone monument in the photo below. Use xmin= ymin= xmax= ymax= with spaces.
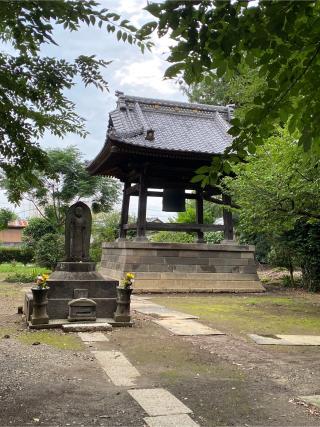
xmin=24 ymin=201 xmax=121 ymax=327
xmin=65 ymin=202 xmax=91 ymax=262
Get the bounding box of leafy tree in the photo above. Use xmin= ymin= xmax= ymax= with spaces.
xmin=147 ymin=1 xmax=320 ymax=182
xmin=225 ymin=130 xmax=320 ymax=236
xmin=22 ymin=217 xmax=56 ymax=250
xmin=34 ymin=233 xmax=64 ymax=269
xmin=0 ymin=208 xmax=16 ymax=231
xmin=183 ymin=64 xmax=266 ymax=121
xmin=0 ymin=1 xmax=152 ymax=192
xmin=224 ymin=130 xmax=320 ymax=290
xmin=151 ymin=200 xmax=223 ymax=244
xmin=176 ymin=200 xmax=221 ymax=224
xmin=90 ymin=211 xmax=136 ymax=261
xmin=2 ymin=146 xmax=121 ymax=227
xmin=150 ymin=231 xmax=194 ymax=244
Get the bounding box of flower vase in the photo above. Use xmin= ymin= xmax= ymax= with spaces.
xmin=114 ymin=287 xmax=132 ymax=323
xmin=31 ymin=287 xmax=50 ymax=325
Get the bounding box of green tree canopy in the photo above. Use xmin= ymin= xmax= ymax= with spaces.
xmin=0 ymin=1 xmax=152 ymax=189
xmin=0 ymin=208 xmax=16 ymax=231
xmin=2 ymin=146 xmax=121 ymax=227
xmin=147 ymin=1 xmax=320 ymax=157
xmin=224 ymin=130 xmax=320 ymax=236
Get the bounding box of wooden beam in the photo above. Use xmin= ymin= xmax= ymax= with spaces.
xmin=203 ymin=194 xmax=224 ymax=205
xmin=222 ymin=194 xmax=233 ymax=240
xmin=195 ymin=191 xmax=204 ymax=243
xmin=136 ymin=174 xmax=147 ymax=240
xmin=124 ymin=223 xmax=224 ymax=233
xmin=119 ymin=182 xmax=131 ymax=239
xmin=147 ymin=190 xmax=197 ymax=199
xmin=125 ymin=183 xmax=140 ymax=196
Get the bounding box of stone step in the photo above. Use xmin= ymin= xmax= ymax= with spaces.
xmin=62 ymin=322 xmax=112 ymax=332
xmin=100 ymin=269 xmax=259 ymax=281
xmin=133 ymin=281 xmax=265 ymax=293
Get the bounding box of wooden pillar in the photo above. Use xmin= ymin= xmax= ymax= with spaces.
xmin=136 ymin=174 xmax=148 ymax=240
xmin=119 ymin=182 xmax=130 ymax=240
xmin=195 ymin=190 xmax=204 ymax=243
xmin=222 ymin=194 xmax=233 ymax=240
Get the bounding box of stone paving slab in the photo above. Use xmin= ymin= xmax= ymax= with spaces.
xmin=92 ymin=351 xmax=140 ymax=386
xmin=144 ymin=414 xmax=199 ymax=427
xmin=249 ymin=334 xmax=320 ymax=345
xmin=132 ymin=301 xmax=199 ymax=320
xmin=299 ymin=395 xmax=320 ymax=408
xmin=129 ymin=388 xmax=192 ymax=416
xmin=62 ymin=323 xmax=112 ymax=332
xmin=78 ymin=332 xmax=109 ymax=342
xmin=153 ymin=319 xmax=224 ymax=336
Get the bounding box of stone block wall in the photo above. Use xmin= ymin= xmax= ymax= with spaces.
xmin=100 ymin=242 xmax=265 ymax=293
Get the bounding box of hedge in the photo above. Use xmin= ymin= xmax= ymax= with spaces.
xmin=0 ymin=246 xmax=34 ymax=264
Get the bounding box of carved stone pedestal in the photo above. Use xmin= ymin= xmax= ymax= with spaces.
xmin=114 ymin=287 xmax=132 ymax=323
xmin=25 ymin=262 xmax=117 ymax=323
xmin=31 ymin=287 xmax=49 ymax=325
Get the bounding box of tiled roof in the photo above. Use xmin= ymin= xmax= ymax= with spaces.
xmin=108 ymin=93 xmax=234 ymax=155
xmin=7 ymin=220 xmax=28 ymax=228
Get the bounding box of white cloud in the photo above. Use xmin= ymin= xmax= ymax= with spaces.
xmin=115 ymin=57 xmax=180 ymax=96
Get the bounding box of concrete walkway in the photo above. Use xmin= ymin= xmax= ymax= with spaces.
xmin=132 ymin=296 xmax=224 ymax=336
xmin=78 ymin=331 xmax=200 ymax=426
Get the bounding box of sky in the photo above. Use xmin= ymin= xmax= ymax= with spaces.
xmin=3 ymin=0 xmax=186 ymax=220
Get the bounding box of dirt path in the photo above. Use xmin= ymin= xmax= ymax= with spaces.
xmin=1 ymin=284 xmax=320 ymax=426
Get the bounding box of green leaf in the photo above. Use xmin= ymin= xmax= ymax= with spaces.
xmin=190 ymin=174 xmax=205 ymax=183
xmin=164 ymin=62 xmax=184 ymax=78
xmin=117 ymin=30 xmax=122 ymax=41
xmin=195 ymin=165 xmax=210 ymax=174
xmin=144 ymin=3 xmax=161 ymax=17
xmin=247 ymin=143 xmax=256 ymax=154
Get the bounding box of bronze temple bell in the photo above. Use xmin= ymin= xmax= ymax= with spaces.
xmin=162 ymin=188 xmax=186 ymax=212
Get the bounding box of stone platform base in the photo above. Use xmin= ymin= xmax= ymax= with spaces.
xmin=100 ymin=242 xmax=265 ymax=293
xmin=27 ymin=318 xmax=133 ymax=330
xmin=24 ymin=261 xmax=118 ymax=323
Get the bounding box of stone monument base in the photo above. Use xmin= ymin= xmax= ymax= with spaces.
xmin=24 ymin=261 xmax=118 ymax=323
xmin=100 ymin=241 xmax=265 ymax=293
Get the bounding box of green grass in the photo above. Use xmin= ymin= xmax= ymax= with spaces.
xmin=0 ymin=263 xmax=50 ymax=274
xmin=0 ymin=327 xmax=84 ymax=351
xmin=17 ymin=330 xmax=84 ymax=351
xmin=152 ymin=294 xmax=320 ymax=336
xmin=0 ymin=263 xmax=51 ymax=283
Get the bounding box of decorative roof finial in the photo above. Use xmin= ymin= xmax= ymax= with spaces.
xmin=145 ymin=129 xmax=155 ymax=141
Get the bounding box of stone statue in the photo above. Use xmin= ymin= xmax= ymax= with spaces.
xmin=65 ymin=201 xmax=92 ymax=262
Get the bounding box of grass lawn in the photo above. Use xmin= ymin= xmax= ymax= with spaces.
xmin=0 ymin=263 xmax=50 ymax=282
xmin=152 ymin=292 xmax=320 ymax=336
xmin=0 ymin=263 xmax=50 ymax=274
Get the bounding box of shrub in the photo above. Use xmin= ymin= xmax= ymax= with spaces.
xmin=204 ymin=231 xmax=224 ymax=244
xmin=7 ymin=271 xmax=37 ymax=283
xmin=34 ymin=233 xmax=64 ymax=269
xmin=22 ymin=218 xmax=57 ymax=250
xmin=150 ymin=231 xmax=194 ymax=243
xmin=90 ymin=211 xmax=136 ymax=262
xmin=0 ymin=246 xmax=33 ymax=264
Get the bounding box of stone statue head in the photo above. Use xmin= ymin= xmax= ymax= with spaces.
xmin=75 ymin=206 xmax=83 ymax=218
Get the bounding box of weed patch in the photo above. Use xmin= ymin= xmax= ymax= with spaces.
xmin=17 ymin=330 xmax=84 ymax=351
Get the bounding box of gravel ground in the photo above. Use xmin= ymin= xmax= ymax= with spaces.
xmin=1 ymin=283 xmax=320 ymax=426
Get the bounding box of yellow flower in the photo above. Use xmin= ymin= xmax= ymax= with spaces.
xmin=126 ymin=273 xmax=135 ymax=280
